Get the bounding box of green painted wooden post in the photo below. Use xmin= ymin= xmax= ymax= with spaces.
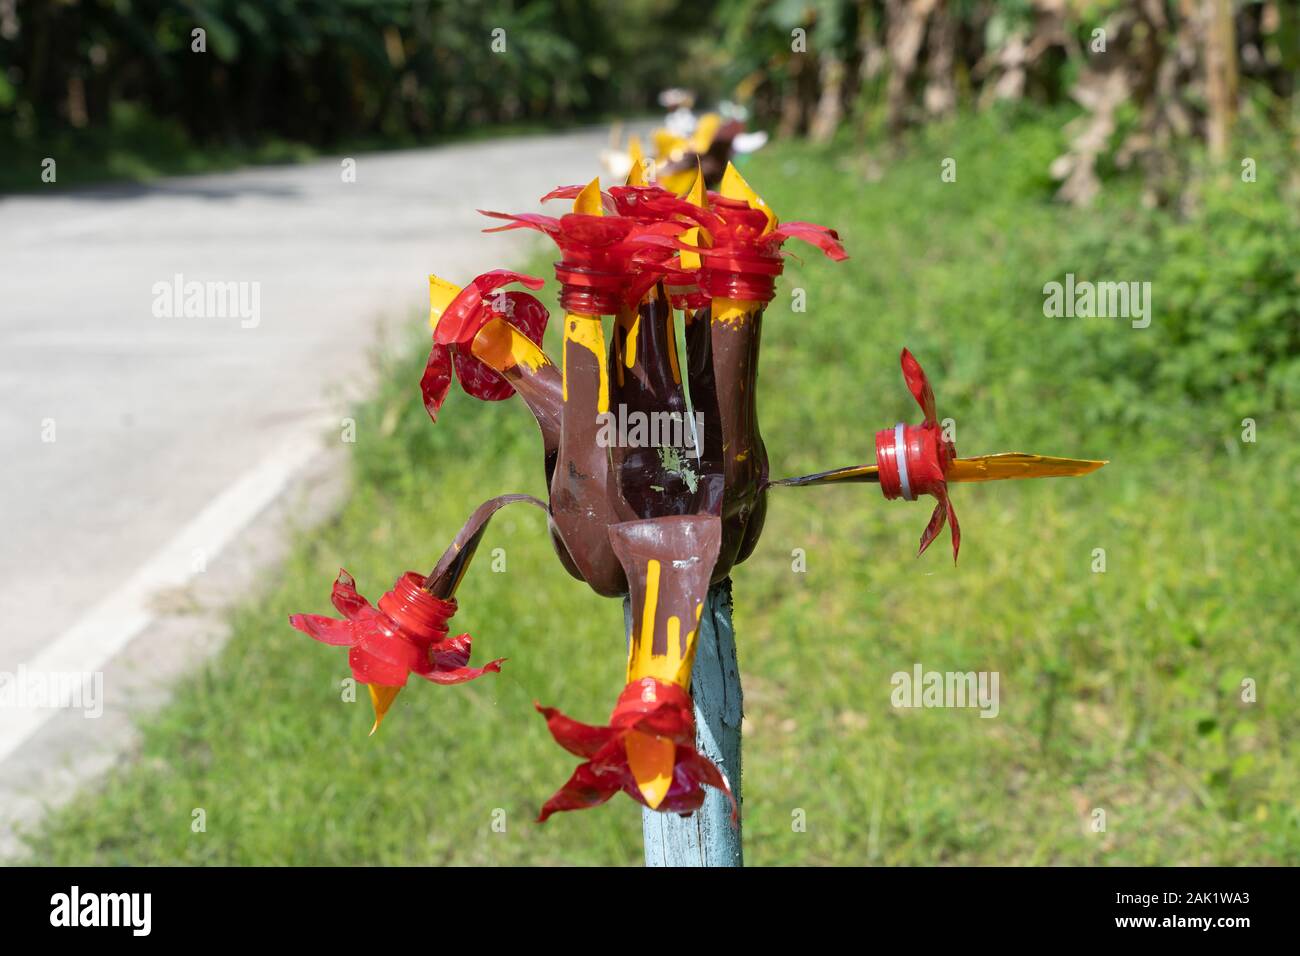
xmin=625 ymin=578 xmax=744 ymax=867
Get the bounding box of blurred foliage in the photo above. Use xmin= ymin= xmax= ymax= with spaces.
xmin=4 ymin=1 xmax=1296 ymax=204
xmin=1049 ymin=162 xmax=1300 ymax=427
xmin=2 ymin=0 xmax=716 ymax=153
xmin=696 ymin=1 xmax=1297 ymax=207
xmin=703 ymin=1 xmax=1296 ymax=128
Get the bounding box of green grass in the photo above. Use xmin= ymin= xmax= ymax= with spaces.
xmin=17 ymin=109 xmax=1300 ymax=865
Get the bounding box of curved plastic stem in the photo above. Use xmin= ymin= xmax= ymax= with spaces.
xmin=767 ymin=463 xmax=881 ymax=488
xmin=423 ymin=493 xmax=549 ymax=599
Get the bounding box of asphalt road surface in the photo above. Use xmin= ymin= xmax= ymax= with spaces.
xmin=0 ymin=127 xmax=623 ymax=794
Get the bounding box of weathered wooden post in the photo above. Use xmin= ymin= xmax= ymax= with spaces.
xmin=631 ymin=579 xmax=743 ymax=866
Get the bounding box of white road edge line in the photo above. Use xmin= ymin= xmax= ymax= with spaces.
xmin=0 ymin=430 xmax=323 ymax=765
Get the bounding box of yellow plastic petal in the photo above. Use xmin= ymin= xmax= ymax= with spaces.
xmin=719 ymin=162 xmax=776 ymax=234
xmin=471 ymin=316 xmax=550 ymax=375
xmin=626 ymin=136 xmax=647 ymax=186
xmin=573 ymin=177 xmax=603 ymax=216
xmin=368 ymin=684 xmax=402 ymax=736
xmin=429 ymin=274 xmax=463 ymax=331
xmin=680 ymin=226 xmax=702 ymax=271
xmin=625 ymin=729 xmax=676 ymax=809
xmin=685 ymin=163 xmax=704 ymax=207
xmin=658 ymin=168 xmax=696 ymax=195
xmin=689 ymin=112 xmax=722 ymax=154
xmin=947 ymin=453 xmax=1108 ymax=483
xmin=678 ymin=164 xmax=706 ymax=270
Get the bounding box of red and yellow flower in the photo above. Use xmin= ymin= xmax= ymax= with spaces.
xmin=289 ymin=569 xmax=502 ymax=733
xmin=536 ymin=677 xmax=735 ymax=821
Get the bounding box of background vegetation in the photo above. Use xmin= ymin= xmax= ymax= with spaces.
xmin=18 ymin=107 xmax=1299 ymax=864
xmin=1 ymin=0 xmax=711 ymax=187
xmin=5 ymin=2 xmax=1296 ymax=199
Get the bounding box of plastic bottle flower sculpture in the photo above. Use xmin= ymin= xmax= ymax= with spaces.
xmin=288 ymin=160 xmax=1106 ymax=827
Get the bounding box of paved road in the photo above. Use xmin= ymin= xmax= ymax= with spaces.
xmin=0 ymin=127 xmax=621 ymax=775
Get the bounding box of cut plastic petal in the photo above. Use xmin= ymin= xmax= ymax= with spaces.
xmin=368 ymin=684 xmax=402 ymax=736
xmin=772 ymin=221 xmax=848 ymax=261
xmin=433 ymin=270 xmax=545 ymax=347
xmin=573 ymin=177 xmax=604 ymax=216
xmin=945 ymin=489 xmax=961 ymax=563
xmin=900 ymin=348 xmax=938 ymax=424
xmin=625 ymin=729 xmax=676 ymax=810
xmin=287 ymin=613 xmax=356 ymax=647
xmin=536 ymin=762 xmax=624 ymax=822
xmin=947 ymin=453 xmax=1109 ymax=483
xmin=415 ymin=632 xmax=505 ymax=684
xmin=541 ymin=185 xmax=617 ymax=213
xmin=536 ymin=703 xmax=623 ymax=759
xmin=463 ymin=291 xmax=549 ymax=401
xmin=418 ymin=657 xmax=505 ymax=685
xmin=718 ymin=162 xmax=777 ymax=234
xmin=669 ymin=745 xmax=739 ymax=823
xmin=917 ymin=497 xmax=948 ymax=558
xmin=428 ymin=631 xmax=473 ymax=670
xmin=429 ymin=275 xmax=463 ymax=328
xmin=330 ymin=569 xmax=372 ymax=619
xmin=420 ymin=342 xmax=454 ymax=422
xmin=478 ymin=210 xmax=564 ymax=237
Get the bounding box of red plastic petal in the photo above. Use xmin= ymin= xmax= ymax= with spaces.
xmin=539 ymin=184 xmax=583 ymax=202
xmin=541 ymin=184 xmax=617 ymax=213
xmin=536 ymin=761 xmax=624 ymax=822
xmin=418 ymin=657 xmax=505 ymax=685
xmin=330 ymin=569 xmax=372 ymax=619
xmin=917 ymin=498 xmax=948 ymax=558
xmin=428 ymin=631 xmax=472 ymax=670
xmin=288 ymin=613 xmax=356 ymax=647
xmin=452 ymin=347 xmax=513 ymax=402
xmin=900 ymin=348 xmax=938 ymax=424
xmin=534 ymin=678 xmax=735 ymax=821
xmin=771 ymin=221 xmax=848 ymax=261
xmin=944 ymin=489 xmax=961 ymax=564
xmin=536 ymin=703 xmax=623 ymax=759
xmin=434 ymin=270 xmax=545 ymax=347
xmin=451 ymin=291 xmax=549 ymax=402
xmin=420 ymin=342 xmax=454 ymax=423
xmin=478 ymin=210 xmax=563 ymax=237
xmin=417 ymin=632 xmax=506 ymax=684
xmin=663 ymin=745 xmax=739 ymax=822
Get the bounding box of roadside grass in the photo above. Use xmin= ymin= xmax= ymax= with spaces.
xmin=18 ymin=109 xmax=1299 ymax=864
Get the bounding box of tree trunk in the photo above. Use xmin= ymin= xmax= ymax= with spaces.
xmin=924 ymin=0 xmax=957 ymax=117
xmin=810 ymin=55 xmax=848 ymax=143
xmin=1203 ymin=0 xmax=1239 ymax=161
